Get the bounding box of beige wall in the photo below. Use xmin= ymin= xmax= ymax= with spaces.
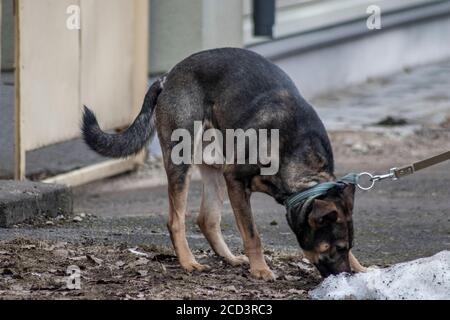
xmin=19 ymin=0 xmax=81 ymax=151
xmin=81 ymin=0 xmax=140 ymax=132
xmin=150 ymin=0 xmax=243 ymax=75
xmin=18 ymin=0 xmax=148 ymax=151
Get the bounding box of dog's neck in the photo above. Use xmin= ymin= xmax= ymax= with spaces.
xmin=253 ymin=168 xmax=335 ymax=205
xmin=252 ymin=133 xmax=336 ymax=204
xmin=284 ymin=170 xmax=335 ymax=204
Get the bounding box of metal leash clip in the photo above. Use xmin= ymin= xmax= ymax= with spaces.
xmin=355 ymin=151 xmax=450 ymax=190
xmin=356 ymin=168 xmax=398 ymax=191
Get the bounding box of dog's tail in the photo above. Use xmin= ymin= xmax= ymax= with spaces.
xmin=81 ymin=78 xmax=164 ymax=158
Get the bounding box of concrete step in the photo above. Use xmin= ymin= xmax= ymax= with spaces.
xmin=0 ymin=181 xmax=72 ymax=227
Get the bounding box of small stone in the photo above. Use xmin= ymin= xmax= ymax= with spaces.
xmin=21 ymin=244 xmax=36 ymax=250
xmin=368 ymin=141 xmax=383 ymax=149
xmin=135 ymin=258 xmax=149 ymax=266
xmin=11 ymin=284 xmax=24 ymax=292
xmin=137 ymin=270 xmax=148 ymax=277
xmin=352 ymin=143 xmax=369 ymax=154
xmin=73 ymin=216 xmax=83 ymax=223
xmin=87 ymin=255 xmax=103 ymax=265
xmin=376 ymin=116 xmax=408 ymax=126
xmin=288 ymin=289 xmax=306 ymax=295
xmin=55 ymin=242 xmax=67 ymax=249
xmin=284 ymin=275 xmax=301 ymax=281
xmin=79 ymin=213 xmax=87 ymax=218
xmin=343 ymin=138 xmax=354 ymax=147
xmin=45 ymin=221 xmax=55 ymax=226
xmin=126 ymin=258 xmax=149 ymax=269
xmin=224 ymin=285 xmax=238 ymax=293
xmin=53 ymin=249 xmax=69 ymax=258
xmin=69 ymin=256 xmax=87 ymax=262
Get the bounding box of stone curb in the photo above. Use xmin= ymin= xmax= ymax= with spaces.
xmin=0 ymin=181 xmax=73 ymax=228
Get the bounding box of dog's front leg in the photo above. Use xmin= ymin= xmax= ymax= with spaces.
xmin=225 ymin=174 xmax=276 ymax=281
xmin=349 ymin=251 xmax=368 ymax=273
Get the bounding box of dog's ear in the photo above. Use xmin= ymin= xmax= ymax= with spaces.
xmin=308 ymin=199 xmax=339 ymax=229
xmin=298 ymin=197 xmax=315 ymax=227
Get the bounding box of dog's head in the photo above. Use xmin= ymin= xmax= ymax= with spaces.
xmin=286 ymin=183 xmax=355 ymax=277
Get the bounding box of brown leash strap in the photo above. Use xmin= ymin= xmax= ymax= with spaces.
xmin=356 ymin=150 xmax=450 ymax=190
xmin=394 ymin=151 xmax=450 ymax=179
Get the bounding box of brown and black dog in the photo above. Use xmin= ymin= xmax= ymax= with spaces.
xmin=81 ymin=48 xmax=366 ymax=280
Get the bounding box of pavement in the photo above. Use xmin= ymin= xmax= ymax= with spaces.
xmin=311 ymin=61 xmax=450 ymax=132
xmin=0 ymin=60 xmax=449 ymax=268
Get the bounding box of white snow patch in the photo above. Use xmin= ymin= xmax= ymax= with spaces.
xmin=310 ymin=251 xmax=450 ymax=300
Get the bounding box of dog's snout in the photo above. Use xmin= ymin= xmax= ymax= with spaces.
xmin=316 ymin=253 xmax=352 ymax=277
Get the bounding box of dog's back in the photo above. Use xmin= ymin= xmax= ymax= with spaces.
xmin=156 ymin=48 xmax=334 ymax=187
xmin=159 ymin=48 xmax=312 ymax=129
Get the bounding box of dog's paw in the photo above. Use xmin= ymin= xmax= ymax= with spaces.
xmin=181 ymin=261 xmax=211 ymax=273
xmin=367 ymin=265 xmax=381 ymax=271
xmin=226 ymin=255 xmax=249 ymax=267
xmin=352 ymin=265 xmax=370 ymax=273
xmin=250 ymin=268 xmax=277 ymax=281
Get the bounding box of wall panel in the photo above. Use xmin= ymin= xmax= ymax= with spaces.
xmin=18 ymin=0 xmax=148 ymax=151
xmin=19 ymin=0 xmax=81 ymax=150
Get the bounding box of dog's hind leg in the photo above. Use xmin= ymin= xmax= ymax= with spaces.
xmin=197 ymin=166 xmax=249 ymax=267
xmin=166 ymin=164 xmax=210 ymax=273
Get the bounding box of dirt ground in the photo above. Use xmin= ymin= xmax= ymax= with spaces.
xmin=0 ymin=238 xmax=320 ymax=300
xmin=1 ymin=125 xmax=449 ymax=300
